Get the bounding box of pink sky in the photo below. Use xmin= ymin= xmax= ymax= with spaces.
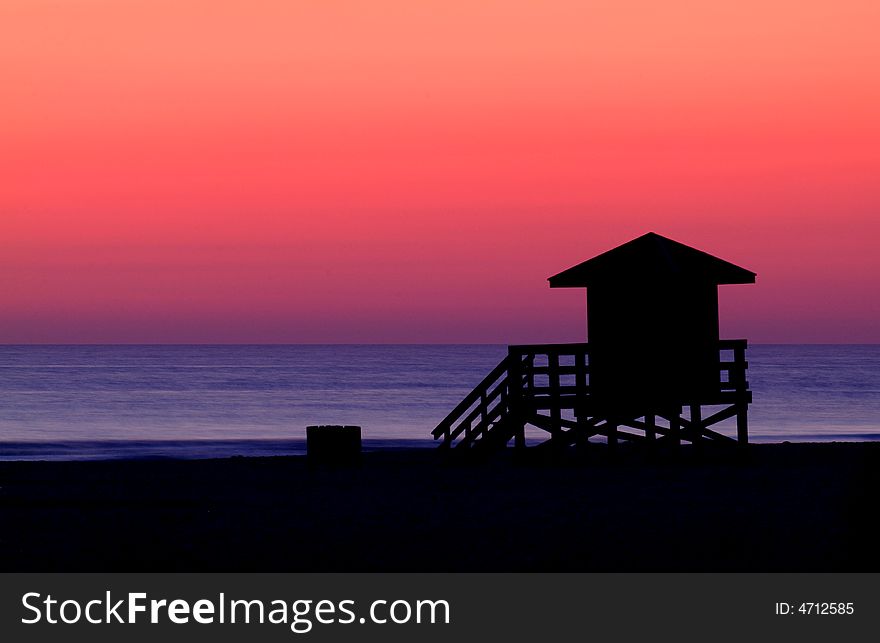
xmin=1 ymin=1 xmax=879 ymax=343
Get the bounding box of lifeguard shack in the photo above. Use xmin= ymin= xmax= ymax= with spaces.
xmin=433 ymin=232 xmax=755 ymax=451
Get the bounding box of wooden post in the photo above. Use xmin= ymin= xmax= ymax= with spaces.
xmin=736 ymin=402 xmax=748 ymax=446
xmin=549 ymin=352 xmax=561 ymax=445
xmin=575 ymin=348 xmax=587 ymax=395
xmin=670 ymin=408 xmax=681 ymax=447
xmin=527 ymin=354 xmax=535 ymax=392
xmin=574 ymin=347 xmax=589 ymax=450
xmin=515 ymin=426 xmax=526 ymax=449
xmin=607 ymin=419 xmax=618 ymax=450
xmin=645 ymin=414 xmax=656 ymax=442
xmin=576 ymin=415 xmax=589 ymax=449
xmin=690 ymin=404 xmax=702 ymax=447
xmin=508 ymin=350 xmax=526 ymax=450
xmin=731 ymin=342 xmax=747 ymax=393
xmin=733 ymin=341 xmax=748 ymax=447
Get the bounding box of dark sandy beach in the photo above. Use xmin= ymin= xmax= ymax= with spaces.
xmin=0 ymin=443 xmax=877 ymax=572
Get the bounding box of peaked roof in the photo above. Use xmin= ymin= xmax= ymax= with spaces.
xmin=548 ymin=232 xmax=756 ymax=287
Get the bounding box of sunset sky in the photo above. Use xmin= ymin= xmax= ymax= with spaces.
xmin=1 ymin=1 xmax=878 ymax=343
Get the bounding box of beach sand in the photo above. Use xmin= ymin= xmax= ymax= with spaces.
xmin=0 ymin=442 xmax=877 ymax=571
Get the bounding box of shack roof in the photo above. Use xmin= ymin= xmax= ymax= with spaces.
xmin=548 ymin=232 xmax=756 ymax=288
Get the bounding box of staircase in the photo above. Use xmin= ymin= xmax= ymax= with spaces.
xmin=432 ymin=343 xmax=591 ymax=450
xmin=431 ymin=355 xmax=519 ymax=450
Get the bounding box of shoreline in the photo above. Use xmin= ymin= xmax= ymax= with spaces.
xmin=0 ymin=438 xmax=435 ymax=462
xmin=1 ymin=442 xmax=878 ymax=572
xmin=1 ymin=434 xmax=878 ymax=462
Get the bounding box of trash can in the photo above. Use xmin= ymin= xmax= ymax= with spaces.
xmin=306 ymin=425 xmax=361 ymax=464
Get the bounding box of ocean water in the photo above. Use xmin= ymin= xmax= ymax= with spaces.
xmin=0 ymin=344 xmax=878 ymax=460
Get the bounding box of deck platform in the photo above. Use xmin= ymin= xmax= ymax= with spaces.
xmin=433 ymin=340 xmax=751 ymax=451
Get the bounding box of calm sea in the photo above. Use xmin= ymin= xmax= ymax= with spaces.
xmin=0 ymin=344 xmax=877 ymax=460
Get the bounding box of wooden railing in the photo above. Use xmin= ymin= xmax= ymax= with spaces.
xmin=433 ymin=340 xmax=750 ymax=449
xmin=508 ymin=341 xmax=591 ymax=405
xmin=718 ymin=339 xmax=749 ymax=394
xmin=431 ymin=356 xmax=514 ymax=448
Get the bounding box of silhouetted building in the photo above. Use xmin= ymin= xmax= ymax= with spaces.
xmin=548 ymin=232 xmax=755 ymax=415
xmin=433 ymin=232 xmax=755 ymax=451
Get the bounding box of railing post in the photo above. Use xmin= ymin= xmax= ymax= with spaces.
xmin=575 ymin=347 xmax=587 ymax=396
xmin=508 ymin=349 xmax=526 ymax=450
xmin=574 ymin=346 xmax=590 ymax=447
xmin=690 ymin=403 xmax=703 ymax=449
xmin=734 ymin=341 xmax=749 ymax=447
xmin=736 ymin=403 xmax=749 ymax=446
xmin=670 ymin=407 xmax=681 ymax=447
xmin=549 ymin=352 xmax=561 ymax=445
xmin=527 ymin=354 xmax=535 ymax=392
xmin=732 ymin=342 xmax=747 ymax=389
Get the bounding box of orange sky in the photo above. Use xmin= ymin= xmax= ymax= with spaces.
xmin=1 ymin=1 xmax=879 ymax=342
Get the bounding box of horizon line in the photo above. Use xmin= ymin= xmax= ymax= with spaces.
xmin=1 ymin=342 xmax=878 ymax=347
